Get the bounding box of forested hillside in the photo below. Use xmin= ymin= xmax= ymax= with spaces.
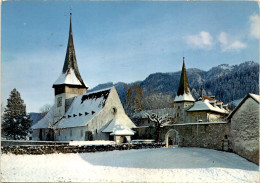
xmin=89 ymin=61 xmax=259 ymax=104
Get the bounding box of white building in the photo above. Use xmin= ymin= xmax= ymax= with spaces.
xmin=32 ymin=14 xmax=136 ymax=143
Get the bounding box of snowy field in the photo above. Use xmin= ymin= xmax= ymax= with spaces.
xmin=1 ymin=147 xmax=259 ymax=182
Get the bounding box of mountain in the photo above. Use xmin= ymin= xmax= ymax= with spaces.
xmin=88 ymin=61 xmax=259 ymax=104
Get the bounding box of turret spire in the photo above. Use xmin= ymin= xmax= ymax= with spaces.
xmin=174 ymin=57 xmax=195 ymax=102
xmin=177 ymin=57 xmax=190 ymax=96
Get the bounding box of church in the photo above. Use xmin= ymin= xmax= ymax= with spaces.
xmin=32 ymin=14 xmax=136 ymax=143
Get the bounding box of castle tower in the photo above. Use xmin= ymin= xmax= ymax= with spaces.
xmin=174 ymin=57 xmax=195 ymax=123
xmin=52 ymin=13 xmax=88 ymax=119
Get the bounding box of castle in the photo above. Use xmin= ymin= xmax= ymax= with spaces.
xmin=133 ymin=58 xmax=259 ymax=165
xmin=173 ymin=57 xmax=229 ymax=124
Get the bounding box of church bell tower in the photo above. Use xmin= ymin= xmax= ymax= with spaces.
xmin=52 ymin=13 xmax=88 ymax=119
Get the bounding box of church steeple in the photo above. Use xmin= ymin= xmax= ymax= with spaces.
xmin=53 ymin=13 xmax=87 ymax=89
xmin=61 ymin=13 xmax=87 ymax=88
xmin=174 ymin=57 xmax=194 ymax=102
xmin=52 ymin=13 xmax=88 ymax=118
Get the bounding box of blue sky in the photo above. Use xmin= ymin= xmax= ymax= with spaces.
xmin=1 ymin=1 xmax=259 ymax=112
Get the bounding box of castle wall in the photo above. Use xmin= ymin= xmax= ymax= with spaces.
xmin=186 ymin=111 xmax=224 ymax=123
xmin=133 ymin=122 xmax=231 ymax=151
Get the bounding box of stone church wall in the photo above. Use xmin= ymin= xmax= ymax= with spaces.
xmin=133 ymin=122 xmax=231 ymax=151
xmin=230 ymin=97 xmax=259 ymax=165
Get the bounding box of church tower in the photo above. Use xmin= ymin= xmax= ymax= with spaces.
xmin=174 ymin=57 xmax=195 ymax=123
xmin=52 ymin=13 xmax=88 ymax=119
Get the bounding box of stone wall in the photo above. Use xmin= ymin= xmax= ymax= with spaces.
xmin=1 ymin=143 xmax=164 ymax=155
xmin=1 ymin=140 xmax=69 ymax=146
xmin=230 ymin=97 xmax=259 ymax=165
xmin=133 ymin=122 xmax=231 ymax=151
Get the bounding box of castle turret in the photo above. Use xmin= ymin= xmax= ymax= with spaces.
xmin=174 ymin=57 xmax=194 ymax=123
xmin=52 ymin=13 xmax=88 ymax=118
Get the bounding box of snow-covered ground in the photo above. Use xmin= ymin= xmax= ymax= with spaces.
xmin=1 ymin=147 xmax=259 ymax=182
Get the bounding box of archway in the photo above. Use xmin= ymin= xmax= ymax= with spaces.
xmin=165 ymin=129 xmax=179 ymax=148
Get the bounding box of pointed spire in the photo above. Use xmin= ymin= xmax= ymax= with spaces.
xmin=60 ymin=13 xmax=87 ymax=88
xmin=177 ymin=57 xmax=190 ymax=96
xmin=174 ymin=57 xmax=194 ymax=102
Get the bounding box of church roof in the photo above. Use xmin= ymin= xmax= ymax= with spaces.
xmin=53 ymin=68 xmax=84 ymax=86
xmin=53 ymin=14 xmax=87 ymax=88
xmin=32 ymin=87 xmax=112 ymax=129
xmin=174 ymin=57 xmax=195 ymax=102
xmin=56 ymin=88 xmax=111 ymax=128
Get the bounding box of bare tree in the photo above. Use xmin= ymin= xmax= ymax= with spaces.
xmin=40 ymin=104 xmax=52 ymax=118
xmin=124 ymin=83 xmax=144 ymax=117
xmin=143 ymin=92 xmax=174 ymax=142
xmin=145 ymin=112 xmax=171 ymax=142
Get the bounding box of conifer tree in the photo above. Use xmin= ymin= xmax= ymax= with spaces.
xmin=2 ymin=88 xmax=32 ymax=140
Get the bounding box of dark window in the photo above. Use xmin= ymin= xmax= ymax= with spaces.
xmin=57 ymin=97 xmax=62 ymax=107
xmin=55 ymin=87 xmax=65 ymax=95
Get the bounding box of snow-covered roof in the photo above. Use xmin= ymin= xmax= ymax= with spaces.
xmin=132 ymin=108 xmax=175 ymax=119
xmin=32 ymin=106 xmax=57 ymax=129
xmin=32 ymin=88 xmax=112 ymax=129
xmin=102 ymin=118 xmax=135 ymax=136
xmin=53 ymin=68 xmax=87 ymax=87
xmin=227 ymin=93 xmax=260 ymax=119
xmin=203 ymin=96 xmax=221 ymax=103
xmin=56 ymin=88 xmax=111 ymax=128
xmin=174 ymin=93 xmax=195 ymax=102
xmin=249 ymin=93 xmax=260 ymax=103
xmin=187 ymin=99 xmax=229 ymax=114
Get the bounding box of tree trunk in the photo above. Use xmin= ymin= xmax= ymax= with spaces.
xmin=156 ymin=126 xmax=160 ymax=142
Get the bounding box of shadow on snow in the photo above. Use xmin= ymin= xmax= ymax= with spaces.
xmin=78 ymin=147 xmax=258 ymax=171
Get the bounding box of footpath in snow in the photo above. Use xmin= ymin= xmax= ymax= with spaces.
xmin=1 ymin=147 xmax=259 ymax=182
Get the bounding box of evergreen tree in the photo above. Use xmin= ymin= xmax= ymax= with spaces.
xmin=2 ymin=88 xmax=32 ymax=140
